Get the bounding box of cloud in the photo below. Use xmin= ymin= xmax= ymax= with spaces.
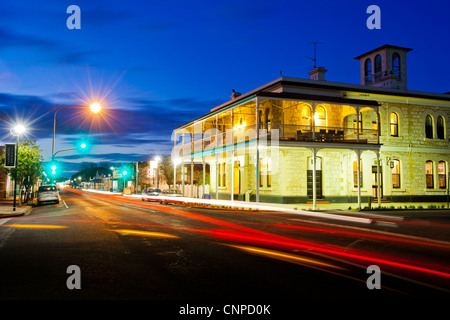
xmin=0 ymin=28 xmax=58 ymax=50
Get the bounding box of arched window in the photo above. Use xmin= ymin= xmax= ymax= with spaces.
xmin=314 ymin=106 xmax=326 ymax=127
xmin=426 ymin=160 xmax=434 ymax=188
xmin=390 ymin=112 xmax=399 ymax=136
xmin=365 ymin=58 xmax=372 ymax=84
xmin=437 ymin=116 xmax=445 ymax=139
xmin=392 ymin=53 xmax=400 ymax=78
xmin=374 ymin=55 xmax=382 ymax=73
xmin=438 ymin=161 xmax=447 ymax=189
xmin=425 ymin=115 xmax=433 ymax=139
xmin=392 ymin=159 xmax=400 ymax=188
xmin=301 ymin=105 xmax=312 ymax=130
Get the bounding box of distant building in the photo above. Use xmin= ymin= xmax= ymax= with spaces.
xmin=172 ymin=45 xmax=450 ymax=208
xmin=0 ymin=146 xmax=10 ymax=198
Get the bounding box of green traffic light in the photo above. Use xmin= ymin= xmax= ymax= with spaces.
xmin=80 ymin=143 xmax=86 ymax=149
xmin=123 ymin=171 xmax=128 ymax=176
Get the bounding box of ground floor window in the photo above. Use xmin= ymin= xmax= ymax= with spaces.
xmin=219 ymin=162 xmax=226 ymax=187
xmin=426 ymin=160 xmax=434 ymax=188
xmin=353 ymin=160 xmax=363 ymax=187
xmin=438 ymin=161 xmax=447 ymax=189
xmin=259 ymin=157 xmax=272 ymax=188
xmin=392 ymin=159 xmax=400 ymax=188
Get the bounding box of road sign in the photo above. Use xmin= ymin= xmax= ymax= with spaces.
xmin=4 ymin=143 xmax=16 ymax=168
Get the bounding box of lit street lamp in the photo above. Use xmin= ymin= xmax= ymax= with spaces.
xmin=154 ymin=156 xmax=161 ymax=188
xmin=52 ymin=102 xmax=101 ymax=159
xmin=10 ymin=124 xmax=26 ymax=211
xmin=122 ymin=170 xmax=128 ymax=191
xmin=172 ymin=158 xmax=181 ymax=190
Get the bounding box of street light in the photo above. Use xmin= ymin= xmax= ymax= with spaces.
xmin=122 ymin=170 xmax=128 ymax=191
xmin=90 ymin=102 xmax=102 ymax=114
xmin=172 ymin=158 xmax=181 ymax=190
xmin=52 ymin=102 xmax=102 ymax=159
xmin=10 ymin=124 xmax=26 ymax=211
xmin=154 ymin=156 xmax=161 ymax=188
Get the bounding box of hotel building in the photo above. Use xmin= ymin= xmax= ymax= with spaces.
xmin=172 ymin=45 xmax=450 ymax=208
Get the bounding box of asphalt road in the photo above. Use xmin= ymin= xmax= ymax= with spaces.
xmin=0 ymin=188 xmax=449 ymax=305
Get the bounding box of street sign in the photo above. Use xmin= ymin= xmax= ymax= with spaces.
xmin=4 ymin=143 xmax=16 ymax=168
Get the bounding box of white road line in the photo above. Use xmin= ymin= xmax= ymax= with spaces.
xmin=0 ymin=218 xmax=12 ymax=226
xmin=63 ymin=200 xmax=69 ymax=208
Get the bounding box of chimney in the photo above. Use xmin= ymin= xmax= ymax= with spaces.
xmin=230 ymin=89 xmax=241 ymax=99
xmin=308 ymin=67 xmax=327 ymax=81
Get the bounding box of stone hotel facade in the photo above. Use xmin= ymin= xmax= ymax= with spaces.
xmin=172 ymin=45 xmax=450 ymax=208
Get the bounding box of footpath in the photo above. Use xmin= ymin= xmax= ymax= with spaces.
xmin=0 ymin=198 xmax=33 ymax=218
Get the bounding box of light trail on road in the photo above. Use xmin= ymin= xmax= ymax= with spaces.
xmin=15 ymin=187 xmax=450 ymax=295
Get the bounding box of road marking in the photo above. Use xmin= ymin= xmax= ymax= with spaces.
xmin=63 ymin=200 xmax=69 ymax=208
xmin=0 ymin=218 xmax=12 ymax=226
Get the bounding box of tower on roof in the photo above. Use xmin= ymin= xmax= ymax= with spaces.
xmin=354 ymin=45 xmax=413 ymax=91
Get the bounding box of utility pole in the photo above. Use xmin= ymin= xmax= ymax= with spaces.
xmin=135 ymin=162 xmax=139 ymax=194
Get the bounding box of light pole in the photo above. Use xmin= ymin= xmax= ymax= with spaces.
xmin=173 ymin=158 xmax=181 ymax=190
xmin=52 ymin=103 xmax=101 ymax=159
xmin=155 ymin=156 xmax=161 ymax=188
xmin=135 ymin=162 xmax=139 ymax=194
xmin=123 ymin=170 xmax=128 ymax=191
xmin=10 ymin=124 xmax=26 ymax=211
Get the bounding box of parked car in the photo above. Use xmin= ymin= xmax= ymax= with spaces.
xmin=141 ymin=188 xmax=162 ymax=201
xmin=160 ymin=189 xmax=183 ymax=204
xmin=37 ymin=185 xmax=59 ymax=205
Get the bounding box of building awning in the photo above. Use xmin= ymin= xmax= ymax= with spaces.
xmin=175 ymin=91 xmax=379 ymax=131
xmin=254 ymin=91 xmax=379 ymax=107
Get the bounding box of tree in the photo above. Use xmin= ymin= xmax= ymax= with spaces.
xmin=0 ymin=139 xmax=44 ymax=204
xmin=160 ymin=155 xmax=174 ymax=188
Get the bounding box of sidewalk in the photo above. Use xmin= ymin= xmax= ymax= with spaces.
xmin=0 ymin=198 xmax=33 ymax=218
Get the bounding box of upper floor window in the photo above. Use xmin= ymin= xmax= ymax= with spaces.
xmin=314 ymin=106 xmax=326 ymax=128
xmin=425 ymin=115 xmax=434 ymax=139
xmin=392 ymin=53 xmax=400 ymax=78
xmin=301 ymin=105 xmax=312 ymax=130
xmin=437 ymin=116 xmax=445 ymax=139
xmin=390 ymin=112 xmax=399 ymax=136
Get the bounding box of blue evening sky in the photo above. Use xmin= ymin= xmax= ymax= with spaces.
xmin=0 ymin=0 xmax=449 ymax=175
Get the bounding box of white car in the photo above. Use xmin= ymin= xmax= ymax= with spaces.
xmin=37 ymin=185 xmax=60 ymax=205
xmin=141 ymin=188 xmax=162 ymax=201
xmin=160 ymin=189 xmax=183 ymax=204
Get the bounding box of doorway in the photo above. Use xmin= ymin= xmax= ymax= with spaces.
xmin=233 ymin=160 xmax=240 ymax=199
xmin=372 ymin=165 xmax=383 ymax=198
xmin=307 ymin=156 xmax=323 ymax=199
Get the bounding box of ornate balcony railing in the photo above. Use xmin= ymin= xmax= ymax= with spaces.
xmin=174 ymin=123 xmax=379 ymax=156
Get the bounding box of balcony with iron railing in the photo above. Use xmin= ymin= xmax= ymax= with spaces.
xmin=174 ymin=123 xmax=379 ymax=157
